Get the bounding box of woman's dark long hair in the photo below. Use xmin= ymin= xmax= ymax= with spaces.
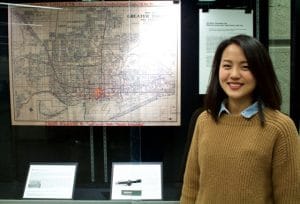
xmin=204 ymin=35 xmax=282 ymax=126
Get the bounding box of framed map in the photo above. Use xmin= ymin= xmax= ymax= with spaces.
xmin=8 ymin=1 xmax=180 ymax=126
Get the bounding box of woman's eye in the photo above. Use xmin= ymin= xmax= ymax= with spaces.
xmin=222 ymin=64 xmax=231 ymax=69
xmin=241 ymin=65 xmax=249 ymax=70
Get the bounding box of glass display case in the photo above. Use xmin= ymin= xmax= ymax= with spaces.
xmin=0 ymin=0 xmax=285 ymax=202
xmin=0 ymin=0 xmax=188 ymax=200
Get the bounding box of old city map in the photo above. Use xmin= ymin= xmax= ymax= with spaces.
xmin=9 ymin=1 xmax=180 ymax=126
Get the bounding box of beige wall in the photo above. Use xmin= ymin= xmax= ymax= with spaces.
xmin=269 ymin=0 xmax=291 ymax=114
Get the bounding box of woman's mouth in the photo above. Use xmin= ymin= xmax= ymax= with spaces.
xmin=228 ymin=82 xmax=243 ymax=90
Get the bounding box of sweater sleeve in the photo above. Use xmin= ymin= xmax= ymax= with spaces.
xmin=272 ymin=116 xmax=300 ymax=204
xmin=180 ymin=115 xmax=202 ymax=204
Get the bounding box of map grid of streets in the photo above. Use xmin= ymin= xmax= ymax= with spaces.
xmin=9 ymin=1 xmax=181 ymax=126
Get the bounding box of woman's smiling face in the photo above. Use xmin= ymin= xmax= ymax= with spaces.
xmin=219 ymin=43 xmax=256 ymax=109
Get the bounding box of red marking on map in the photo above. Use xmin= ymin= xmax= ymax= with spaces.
xmin=45 ymin=121 xmax=144 ymax=126
xmin=94 ymin=87 xmax=105 ymax=100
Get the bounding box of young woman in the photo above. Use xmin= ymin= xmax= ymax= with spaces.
xmin=180 ymin=35 xmax=300 ymax=204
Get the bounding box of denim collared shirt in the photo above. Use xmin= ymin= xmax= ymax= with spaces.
xmin=218 ymin=101 xmax=259 ymax=119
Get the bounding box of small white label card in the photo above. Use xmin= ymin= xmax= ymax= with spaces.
xmin=23 ymin=163 xmax=77 ymax=199
xmin=111 ymin=162 xmax=162 ymax=200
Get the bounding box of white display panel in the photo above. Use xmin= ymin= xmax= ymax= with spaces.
xmin=199 ymin=9 xmax=253 ymax=94
xmin=23 ymin=163 xmax=77 ymax=199
xmin=111 ymin=162 xmax=162 ymax=200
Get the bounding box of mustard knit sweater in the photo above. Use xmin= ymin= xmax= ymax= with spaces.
xmin=180 ymin=108 xmax=300 ymax=204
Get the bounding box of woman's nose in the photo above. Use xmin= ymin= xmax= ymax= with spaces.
xmin=230 ymin=67 xmax=241 ymax=78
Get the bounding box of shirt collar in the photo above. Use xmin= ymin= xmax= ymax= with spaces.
xmin=218 ymin=101 xmax=260 ymax=119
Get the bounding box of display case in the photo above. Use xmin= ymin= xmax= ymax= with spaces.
xmin=0 ymin=0 xmax=274 ymax=201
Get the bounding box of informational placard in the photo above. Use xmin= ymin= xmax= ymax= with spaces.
xmin=111 ymin=162 xmax=162 ymax=200
xmin=199 ymin=9 xmax=253 ymax=94
xmin=23 ymin=163 xmax=77 ymax=199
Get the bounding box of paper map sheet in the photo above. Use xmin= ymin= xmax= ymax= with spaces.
xmin=9 ymin=1 xmax=180 ymax=126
